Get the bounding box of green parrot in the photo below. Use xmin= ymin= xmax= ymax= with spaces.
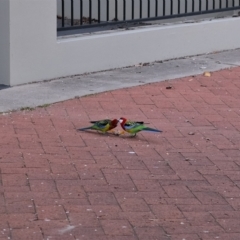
xmin=78 ymin=119 xmax=118 ymax=133
xmin=119 ymin=117 xmax=162 ymax=137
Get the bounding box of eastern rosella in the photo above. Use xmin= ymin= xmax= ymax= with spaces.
xmin=119 ymin=117 xmax=162 ymax=137
xmin=78 ymin=119 xmax=118 ymax=133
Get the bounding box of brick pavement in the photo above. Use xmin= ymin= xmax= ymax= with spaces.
xmin=0 ymin=67 xmax=240 ymax=239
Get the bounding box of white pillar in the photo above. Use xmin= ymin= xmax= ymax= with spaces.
xmin=0 ymin=0 xmax=56 ymax=86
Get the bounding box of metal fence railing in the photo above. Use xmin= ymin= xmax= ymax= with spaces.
xmin=57 ymin=0 xmax=240 ymax=31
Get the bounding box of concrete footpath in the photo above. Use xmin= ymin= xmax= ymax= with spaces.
xmin=0 ymin=49 xmax=240 ymax=239
xmin=0 ymin=49 xmax=240 ymax=112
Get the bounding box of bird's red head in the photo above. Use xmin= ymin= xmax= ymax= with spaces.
xmin=119 ymin=117 xmax=127 ymax=126
xmin=111 ymin=119 xmax=119 ymax=127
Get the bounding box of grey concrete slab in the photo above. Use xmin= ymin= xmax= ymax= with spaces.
xmin=0 ymin=49 xmax=240 ymax=113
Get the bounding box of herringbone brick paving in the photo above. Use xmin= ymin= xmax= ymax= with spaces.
xmin=1 ymin=67 xmax=240 ymax=239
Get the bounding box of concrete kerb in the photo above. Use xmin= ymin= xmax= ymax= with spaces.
xmin=0 ymin=48 xmax=240 ymax=113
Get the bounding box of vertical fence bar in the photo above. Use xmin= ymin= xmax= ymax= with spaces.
xmin=123 ymin=0 xmax=126 ymax=20
xmin=115 ymin=0 xmax=118 ymax=20
xmin=61 ymin=0 xmax=65 ymax=27
xmin=140 ymin=0 xmax=142 ymax=18
xmin=106 ymin=0 xmax=109 ymax=21
xmin=148 ymin=0 xmax=150 ymax=17
xmin=132 ymin=0 xmax=134 ymax=19
xmin=98 ymin=0 xmax=101 ymax=23
xmin=80 ymin=0 xmax=83 ymax=25
xmin=58 ymin=0 xmax=240 ymax=31
xmin=89 ymin=0 xmax=92 ymax=24
xmin=163 ymin=0 xmax=165 ymax=16
xmin=70 ymin=0 xmax=73 ymax=25
xmin=155 ymin=0 xmax=158 ymax=16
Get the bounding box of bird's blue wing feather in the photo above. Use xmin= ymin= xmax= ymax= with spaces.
xmin=124 ymin=121 xmax=141 ymax=130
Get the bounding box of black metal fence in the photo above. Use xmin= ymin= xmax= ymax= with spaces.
xmin=57 ymin=0 xmax=240 ymax=31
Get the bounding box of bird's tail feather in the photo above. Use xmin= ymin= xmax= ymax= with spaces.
xmin=144 ymin=127 xmax=162 ymax=133
xmin=77 ymin=127 xmax=92 ymax=131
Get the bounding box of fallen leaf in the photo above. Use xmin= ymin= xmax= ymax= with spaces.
xmin=203 ymin=72 xmax=211 ymax=77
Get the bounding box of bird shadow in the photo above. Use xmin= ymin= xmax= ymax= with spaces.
xmin=77 ymin=129 xmax=161 ymax=144
xmin=76 ymin=129 xmax=120 ymax=138
xmin=118 ymin=132 xmax=163 ymax=144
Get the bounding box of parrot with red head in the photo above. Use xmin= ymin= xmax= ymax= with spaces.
xmin=119 ymin=117 xmax=162 ymax=137
xmin=78 ymin=119 xmax=118 ymax=133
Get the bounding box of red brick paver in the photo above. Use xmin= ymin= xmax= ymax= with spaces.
xmin=1 ymin=67 xmax=240 ymax=239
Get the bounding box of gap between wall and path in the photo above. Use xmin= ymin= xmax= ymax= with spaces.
xmin=0 ymin=48 xmax=240 ymax=113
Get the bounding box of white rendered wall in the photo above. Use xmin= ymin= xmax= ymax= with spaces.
xmin=9 ymin=0 xmax=57 ymax=86
xmin=1 ymin=0 xmax=240 ymax=86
